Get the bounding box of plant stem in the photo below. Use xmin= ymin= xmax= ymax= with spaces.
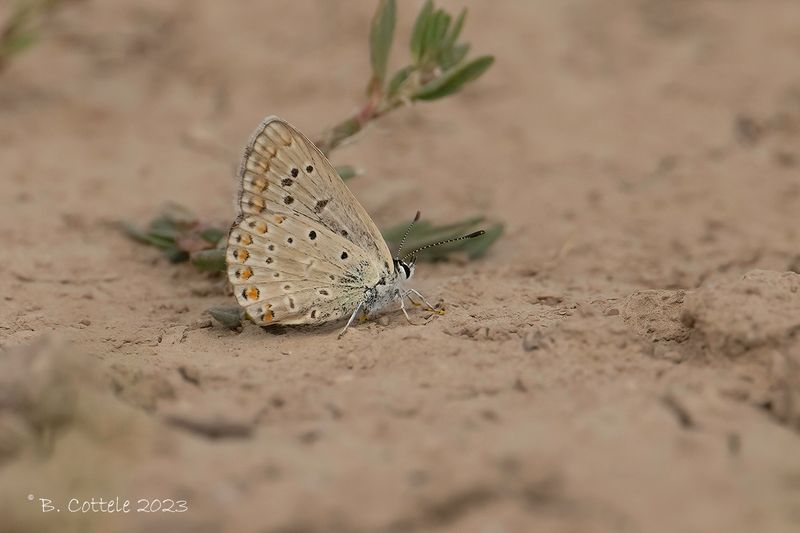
xmin=313 ymin=72 xmax=421 ymax=155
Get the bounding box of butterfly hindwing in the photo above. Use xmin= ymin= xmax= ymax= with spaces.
xmin=226 ymin=116 xmax=393 ymax=325
xmin=227 ymin=215 xmax=374 ymax=324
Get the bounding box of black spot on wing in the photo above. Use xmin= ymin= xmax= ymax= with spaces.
xmin=314 ymin=199 xmax=330 ymax=213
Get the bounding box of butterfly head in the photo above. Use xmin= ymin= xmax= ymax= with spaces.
xmin=394 ymin=257 xmax=416 ymax=281
xmin=393 ymin=210 xmax=485 ymax=281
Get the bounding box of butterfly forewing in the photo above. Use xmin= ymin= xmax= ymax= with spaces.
xmin=226 ymin=116 xmax=393 ymax=325
xmin=238 ymin=117 xmax=391 ymax=262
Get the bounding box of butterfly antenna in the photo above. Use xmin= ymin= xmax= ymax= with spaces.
xmin=395 ymin=210 xmax=421 ymax=258
xmin=401 ymin=230 xmax=486 ymax=261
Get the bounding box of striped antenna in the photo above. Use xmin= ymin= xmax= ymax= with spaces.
xmin=401 ymin=230 xmax=485 ymax=261
xmin=395 ymin=210 xmax=421 ymax=257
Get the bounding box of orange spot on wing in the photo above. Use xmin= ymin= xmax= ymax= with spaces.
xmin=245 ymin=287 xmax=260 ymax=300
xmin=247 ymin=195 xmax=265 ymax=213
xmin=274 ymin=215 xmax=286 ymax=224
xmin=240 ymin=267 xmax=253 ymax=280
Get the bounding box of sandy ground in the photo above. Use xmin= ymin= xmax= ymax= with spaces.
xmin=2 ymin=0 xmax=800 ymax=532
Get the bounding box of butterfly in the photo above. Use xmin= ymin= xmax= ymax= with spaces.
xmin=225 ymin=116 xmax=484 ymax=337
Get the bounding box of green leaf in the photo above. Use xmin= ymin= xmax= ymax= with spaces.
xmin=148 ymin=216 xmax=181 ymax=240
xmin=119 ymin=221 xmax=176 ymax=249
xmin=440 ymin=42 xmax=470 ymax=70
xmin=387 ymin=65 xmax=413 ymax=97
xmin=164 ymin=246 xmax=189 ymax=263
xmin=335 ymin=164 xmax=360 ymax=181
xmin=442 ymin=8 xmax=466 ymax=52
xmin=421 ymin=9 xmax=445 ymax=64
xmin=410 ymin=0 xmax=433 ymax=64
xmin=209 ymin=306 xmax=243 ymax=328
xmin=369 ymin=0 xmax=396 ymax=83
xmin=191 ymin=249 xmax=226 ymax=272
xmin=119 ymin=221 xmax=155 ymax=244
xmin=413 ymin=55 xmax=494 ymax=101
xmin=382 ymin=215 xmax=500 ymax=261
xmin=432 ymin=11 xmax=451 ymax=59
xmin=200 ymin=226 xmax=226 ymax=244
xmin=2 ymin=30 xmax=37 ymax=56
xmin=462 ymin=222 xmax=503 ymax=259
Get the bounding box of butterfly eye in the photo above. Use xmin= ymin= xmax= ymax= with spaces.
xmin=306 ymin=165 xmax=314 ymax=173
xmin=290 ymin=168 xmax=299 ymax=177
xmin=281 ymin=178 xmax=293 ymax=186
xmin=340 ymin=251 xmax=348 ymax=260
xmin=308 ymin=230 xmax=317 ymax=240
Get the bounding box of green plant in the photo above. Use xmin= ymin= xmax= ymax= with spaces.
xmin=0 ymin=0 xmax=70 ymax=72
xmin=315 ymin=0 xmax=494 ymax=154
xmin=122 ymin=0 xmax=502 ymax=326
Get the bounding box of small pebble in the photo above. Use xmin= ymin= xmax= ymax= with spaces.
xmin=522 ymin=328 xmax=544 ymax=351
xmin=178 ymin=365 xmax=201 ymax=386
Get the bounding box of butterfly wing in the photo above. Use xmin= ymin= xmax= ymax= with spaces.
xmin=226 ymin=116 xmax=393 ymax=325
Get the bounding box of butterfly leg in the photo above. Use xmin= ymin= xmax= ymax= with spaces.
xmin=398 ymin=291 xmax=434 ymax=326
xmin=399 ymin=293 xmax=421 ymax=325
xmin=405 ymin=288 xmax=445 ymax=316
xmin=338 ymin=300 xmax=365 ymax=339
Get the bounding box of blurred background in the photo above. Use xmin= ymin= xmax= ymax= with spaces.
xmin=1 ymin=1 xmax=799 ymax=532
